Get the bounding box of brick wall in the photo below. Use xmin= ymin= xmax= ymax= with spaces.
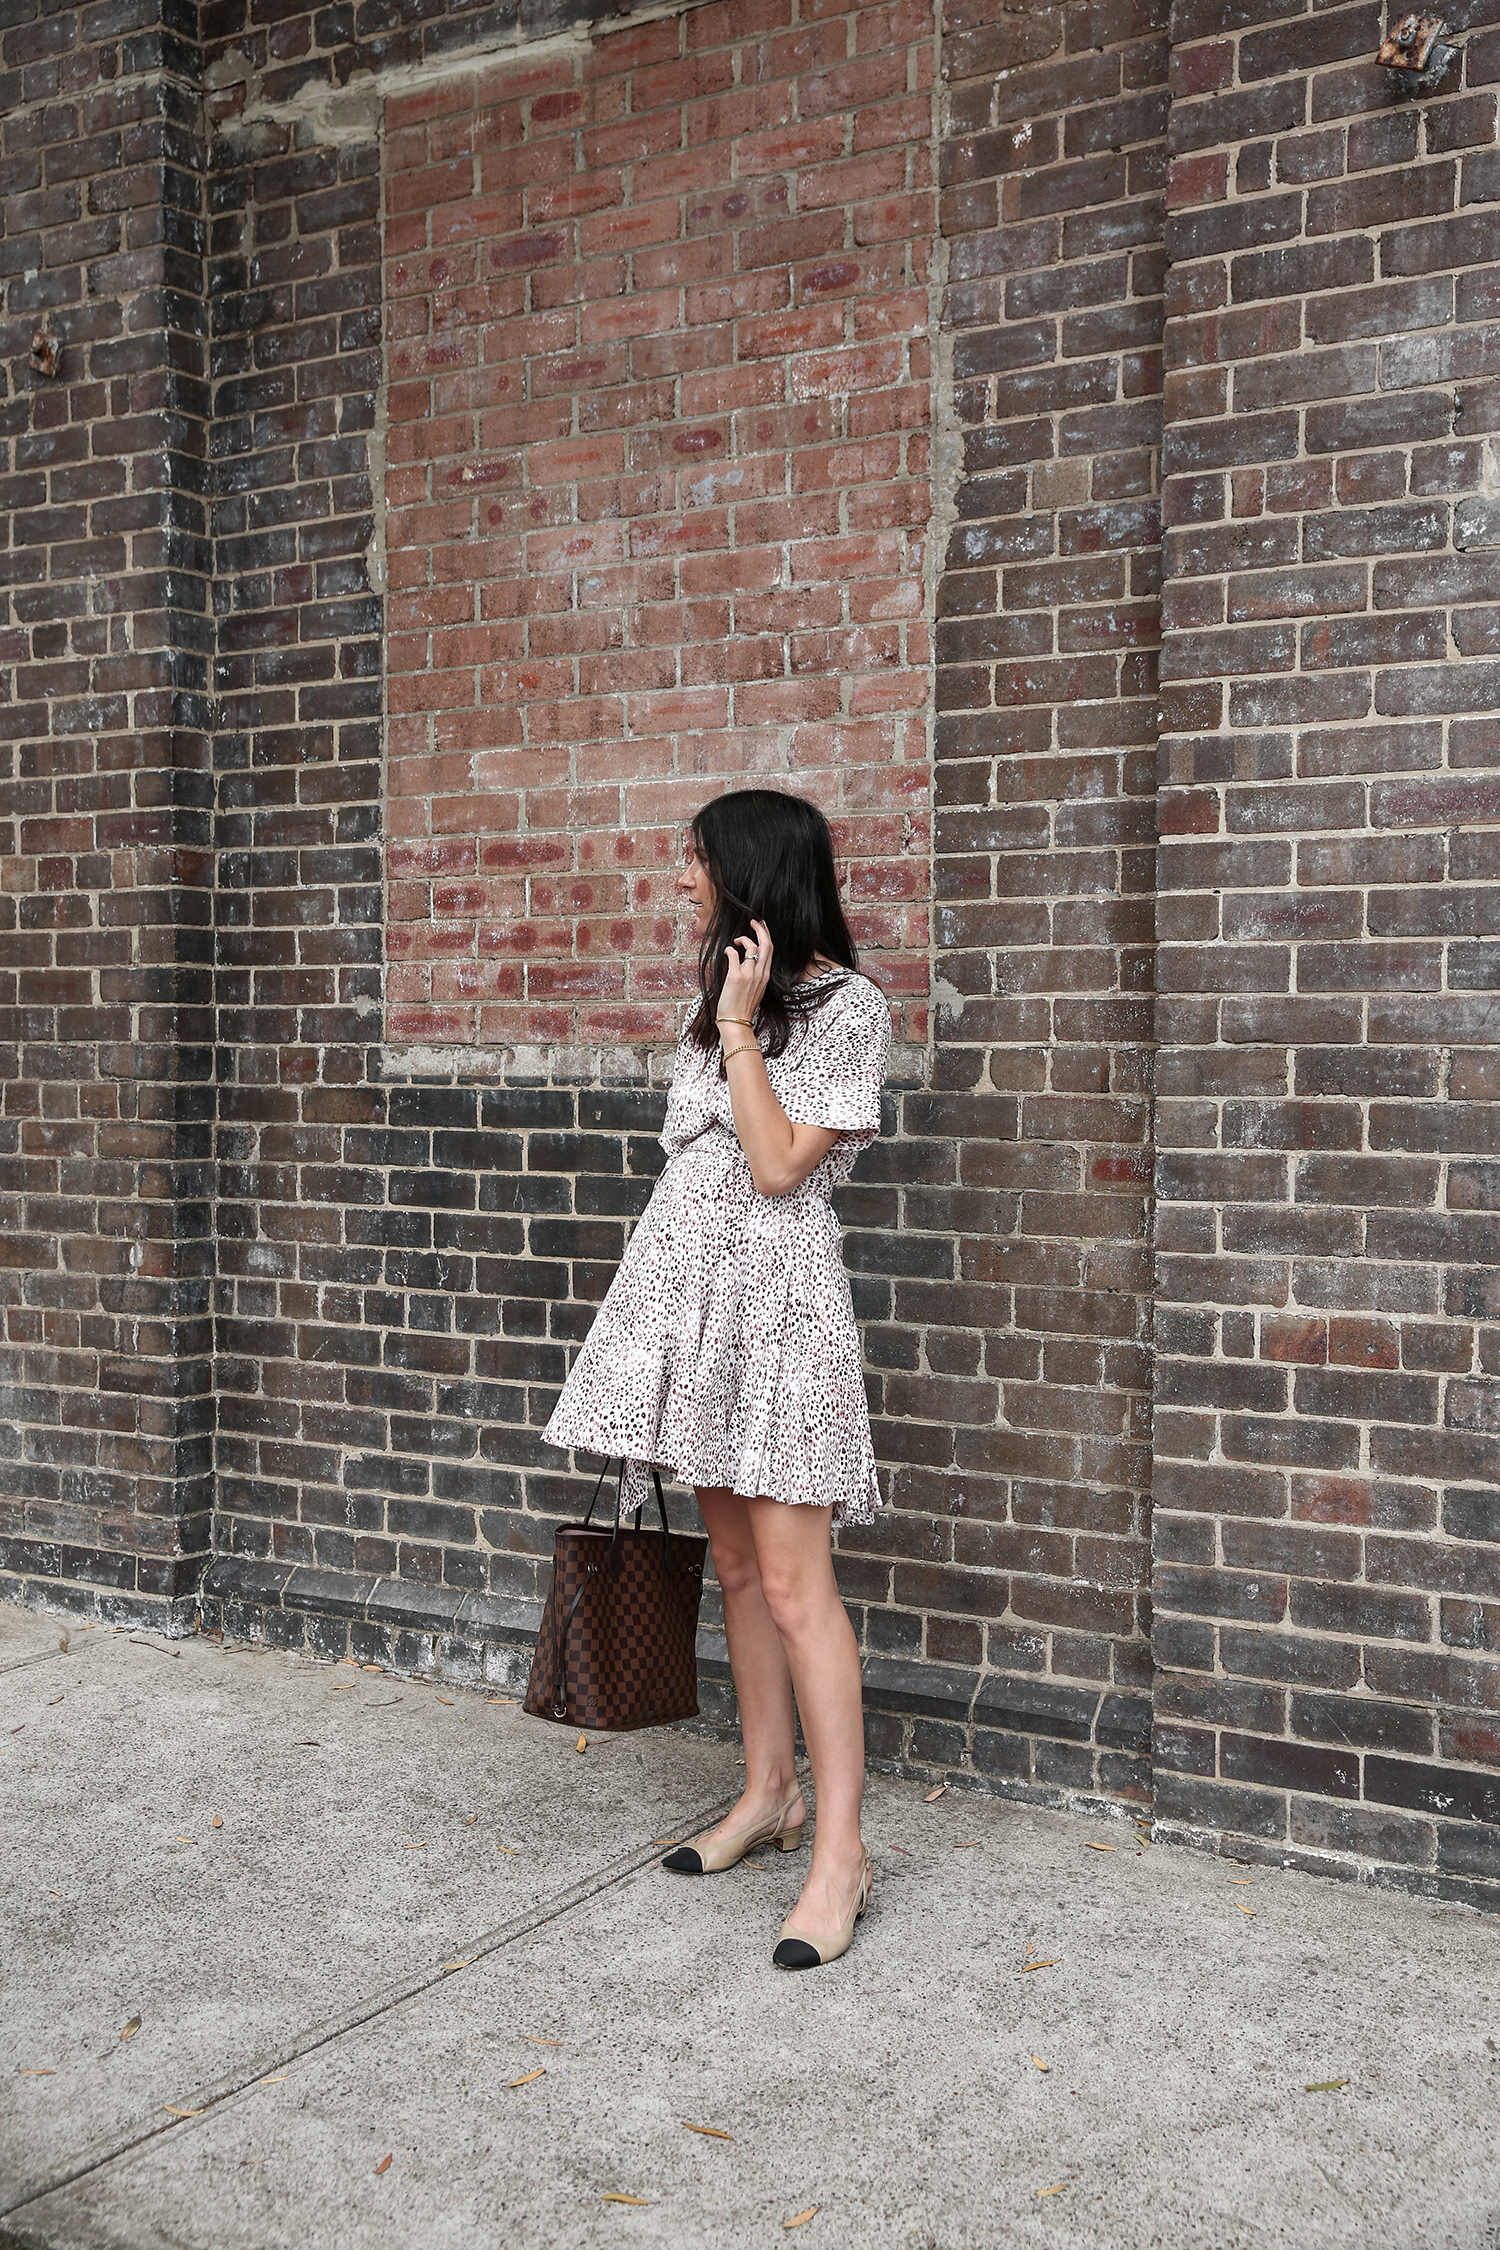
xmin=0 ymin=0 xmax=213 ymax=1625
xmin=1153 ymin=0 xmax=1500 ymax=1903
xmin=379 ymin=4 xmax=935 ymax=1062
xmin=3 ymin=0 xmax=1500 ymax=1908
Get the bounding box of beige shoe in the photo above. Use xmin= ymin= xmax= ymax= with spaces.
xmin=660 ymin=1794 xmax=806 ymax=1875
xmin=771 ymin=1849 xmax=873 ymax=1969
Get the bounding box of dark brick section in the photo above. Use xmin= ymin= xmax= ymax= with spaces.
xmin=1152 ymin=0 xmax=1500 ymax=1910
xmin=210 ymin=1061 xmax=1150 ymax=1803
xmin=0 ymin=0 xmax=214 ymax=1627
xmin=214 ymin=1081 xmax=665 ymax=1607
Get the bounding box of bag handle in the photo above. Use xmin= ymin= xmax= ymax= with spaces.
xmin=580 ymin=1458 xmax=671 ymax=1544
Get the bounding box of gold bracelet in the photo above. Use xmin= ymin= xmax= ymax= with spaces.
xmin=718 ymin=1017 xmax=753 ymax=1027
xmin=722 ymin=1042 xmax=761 ymax=1062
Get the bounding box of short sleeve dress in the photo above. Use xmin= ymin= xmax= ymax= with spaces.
xmin=543 ymin=970 xmax=892 ymax=1526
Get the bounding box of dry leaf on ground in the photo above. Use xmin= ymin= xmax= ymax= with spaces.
xmin=783 ymin=2208 xmax=820 ymax=2230
xmin=603 ymin=2193 xmax=651 ymax=2206
xmin=441 ymin=1957 xmax=475 ymax=1973
xmin=162 ymin=2104 xmax=205 ymax=2119
xmin=1083 ymin=1842 xmax=1117 ymax=1853
xmin=259 ymin=2075 xmax=285 ymax=2085
xmin=576 ymin=1734 xmax=587 ymax=1753
xmin=437 ymin=1697 xmax=453 ymax=1706
xmin=508 ymin=2068 xmax=546 ymax=2089
xmin=375 ymin=2154 xmax=393 ymax=2175
xmin=924 ymin=1786 xmax=945 ymax=1802
xmin=488 ymin=1698 xmax=516 ymax=1706
xmin=18 ymin=2069 xmax=55 ymax=2077
xmin=120 ymin=2017 xmax=141 ymax=2042
xmin=212 ymin=1816 xmax=223 ymax=1829
xmin=1306 ymin=2079 xmax=1347 ymax=2093
xmin=1022 ymin=1960 xmax=1057 ymax=1973
xmin=1235 ymin=1902 xmax=1255 ymax=1916
xmin=954 ymin=1840 xmax=979 ymax=1849
xmin=1036 ymin=2183 xmax=1068 ymax=2198
xmin=404 ymin=1842 xmax=426 ymax=1851
xmin=47 ymin=1695 xmax=63 ymax=1705
xmin=1031 ymin=2055 xmax=1049 ymax=2073
xmin=682 ymin=2122 xmax=733 ymax=2139
xmin=523 ymin=2037 xmax=562 ymax=2047
xmin=497 ymin=1844 xmax=519 ymax=1855
xmin=463 ymin=1814 xmax=478 ymax=1826
xmin=650 ymin=1839 xmax=680 ymax=1849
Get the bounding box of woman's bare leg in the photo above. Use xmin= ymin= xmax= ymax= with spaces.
xmin=747 ymin=1496 xmax=867 ymax=1941
xmin=693 ymin=1486 xmax=805 ymax=1840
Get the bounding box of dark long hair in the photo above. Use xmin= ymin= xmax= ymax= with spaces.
xmin=685 ymin=790 xmax=859 ymax=1061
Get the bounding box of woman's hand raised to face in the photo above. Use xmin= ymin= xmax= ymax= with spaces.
xmin=716 ymin=917 xmax=773 ymax=1032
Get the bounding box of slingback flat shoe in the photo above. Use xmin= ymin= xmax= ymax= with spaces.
xmin=660 ymin=1796 xmax=806 ymax=1875
xmin=771 ymin=1850 xmax=873 ymax=1970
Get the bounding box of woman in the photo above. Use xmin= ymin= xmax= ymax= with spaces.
xmin=543 ymin=788 xmax=892 ymax=1970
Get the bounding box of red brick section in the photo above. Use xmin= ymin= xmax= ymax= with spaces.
xmin=379 ymin=0 xmax=936 ymax=1059
xmin=893 ymin=0 xmax=1165 ymax=1797
xmin=0 ymin=0 xmax=213 ymax=1626
xmin=1154 ymin=0 xmax=1500 ymax=1900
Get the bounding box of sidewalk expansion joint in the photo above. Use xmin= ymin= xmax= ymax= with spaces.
xmin=1 ymin=1632 xmax=163 ymax=1680
xmin=0 ymin=1647 xmax=76 ymax=1679
xmin=0 ymin=1792 xmax=737 ymax=2231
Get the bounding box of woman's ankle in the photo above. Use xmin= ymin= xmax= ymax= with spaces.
xmin=741 ymin=1766 xmax=801 ymax=1808
xmin=807 ymin=1830 xmax=865 ymax=1873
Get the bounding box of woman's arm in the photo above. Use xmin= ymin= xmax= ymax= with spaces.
xmin=716 ymin=919 xmax=842 ymax=1197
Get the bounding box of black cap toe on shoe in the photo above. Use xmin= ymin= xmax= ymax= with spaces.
xmin=660 ymin=1845 xmax=705 ymax=1874
xmin=771 ymin=1937 xmax=822 ymax=1970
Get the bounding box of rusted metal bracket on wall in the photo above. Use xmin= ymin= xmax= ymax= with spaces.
xmin=1377 ymin=12 xmax=1455 ymax=85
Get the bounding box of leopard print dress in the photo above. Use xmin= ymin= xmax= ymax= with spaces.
xmin=543 ymin=970 xmax=891 ymax=1525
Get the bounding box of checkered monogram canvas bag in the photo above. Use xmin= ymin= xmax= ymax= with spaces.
xmin=524 ymin=1463 xmax=707 ymax=1731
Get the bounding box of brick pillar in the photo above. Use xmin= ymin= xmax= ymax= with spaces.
xmin=1153 ymin=0 xmax=1500 ymax=1905
xmin=899 ymin=0 xmax=1165 ymax=1798
xmin=206 ymin=55 xmax=386 ymax=1578
xmin=0 ymin=2 xmax=213 ymax=1628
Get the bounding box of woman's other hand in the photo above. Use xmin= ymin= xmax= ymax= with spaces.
xmin=716 ymin=917 xmax=773 ymax=1030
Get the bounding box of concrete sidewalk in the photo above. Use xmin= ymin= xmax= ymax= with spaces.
xmin=1 ymin=1606 xmax=1497 ymax=2250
